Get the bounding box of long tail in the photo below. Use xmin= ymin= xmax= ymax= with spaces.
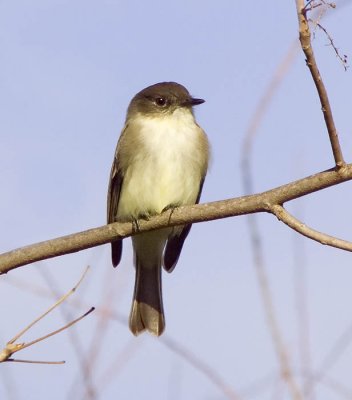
xmin=129 ymin=232 xmax=166 ymax=336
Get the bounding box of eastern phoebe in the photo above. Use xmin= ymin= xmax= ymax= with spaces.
xmin=107 ymin=82 xmax=209 ymax=336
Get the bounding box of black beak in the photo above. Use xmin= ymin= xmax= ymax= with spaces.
xmin=181 ymin=97 xmax=205 ymax=107
xmin=190 ymin=97 xmax=205 ymax=106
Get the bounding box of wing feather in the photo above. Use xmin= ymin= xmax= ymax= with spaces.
xmin=107 ymin=134 xmax=125 ymax=267
xmin=163 ymin=178 xmax=205 ymax=273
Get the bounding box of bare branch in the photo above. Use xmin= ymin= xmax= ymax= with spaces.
xmin=271 ymin=205 xmax=352 ymax=251
xmin=39 ymin=266 xmax=96 ymax=399
xmin=0 ymin=268 xmax=94 ymax=364
xmin=19 ymin=307 xmax=94 ymax=352
xmin=1 ymin=164 xmax=352 ymax=274
xmin=3 ymin=275 xmax=239 ymax=400
xmin=296 ymin=0 xmax=345 ymax=167
xmin=315 ymin=22 xmax=348 ymax=70
xmin=9 ymin=266 xmax=90 ymax=345
xmin=6 ymin=359 xmax=65 ymax=365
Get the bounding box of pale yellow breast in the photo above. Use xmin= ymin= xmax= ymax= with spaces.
xmin=117 ymin=110 xmax=208 ymax=219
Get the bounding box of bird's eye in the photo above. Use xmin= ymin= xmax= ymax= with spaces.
xmin=155 ymin=97 xmax=167 ymax=107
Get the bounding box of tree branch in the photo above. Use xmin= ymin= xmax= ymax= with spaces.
xmin=271 ymin=204 xmax=352 ymax=251
xmin=296 ymin=0 xmax=345 ymax=167
xmin=1 ymin=164 xmax=352 ymax=274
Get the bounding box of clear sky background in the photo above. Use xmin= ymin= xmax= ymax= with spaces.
xmin=1 ymin=1 xmax=352 ymax=399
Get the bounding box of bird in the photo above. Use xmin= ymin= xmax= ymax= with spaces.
xmin=107 ymin=82 xmax=209 ymax=336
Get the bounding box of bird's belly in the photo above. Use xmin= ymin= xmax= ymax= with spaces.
xmin=117 ymin=155 xmax=201 ymax=220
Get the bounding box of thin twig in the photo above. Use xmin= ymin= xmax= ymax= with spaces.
xmin=271 ymin=204 xmax=352 ymax=251
xmin=38 ymin=266 xmax=96 ymax=400
xmin=315 ymin=22 xmax=348 ymax=70
xmin=9 ymin=266 xmax=90 ymax=345
xmin=6 ymin=359 xmax=65 ymax=365
xmin=2 ymin=275 xmax=242 ymax=400
xmin=296 ymin=0 xmax=345 ymax=167
xmin=0 ymin=267 xmax=93 ymax=364
xmin=19 ymin=308 xmax=94 ymax=351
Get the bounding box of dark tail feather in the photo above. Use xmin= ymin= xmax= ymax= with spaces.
xmin=129 ymin=256 xmax=165 ymax=336
xmin=111 ymin=240 xmax=122 ymax=267
xmin=164 ymin=224 xmax=192 ymax=272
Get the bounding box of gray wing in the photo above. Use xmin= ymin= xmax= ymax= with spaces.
xmin=107 ymin=140 xmax=124 ymax=267
xmin=163 ymin=178 xmax=205 ymax=273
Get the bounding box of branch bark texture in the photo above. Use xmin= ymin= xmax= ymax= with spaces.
xmin=296 ymin=0 xmax=345 ymax=167
xmin=1 ymin=164 xmax=352 ymax=274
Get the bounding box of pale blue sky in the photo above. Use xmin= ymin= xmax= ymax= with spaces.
xmin=1 ymin=1 xmax=352 ymax=399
